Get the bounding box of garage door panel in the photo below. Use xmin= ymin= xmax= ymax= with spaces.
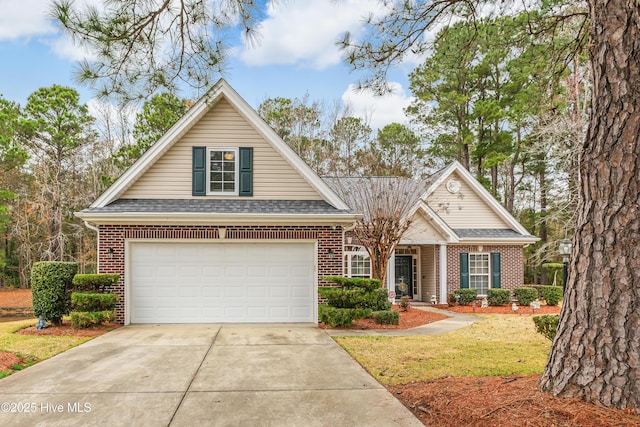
xmin=130 ymin=242 xmax=315 ymax=323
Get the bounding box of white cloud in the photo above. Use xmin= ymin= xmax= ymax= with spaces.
xmin=238 ymin=0 xmax=385 ymax=69
xmin=0 ymin=0 xmax=56 ymax=40
xmin=49 ymin=34 xmax=97 ymax=62
xmin=341 ymin=81 xmax=413 ymax=131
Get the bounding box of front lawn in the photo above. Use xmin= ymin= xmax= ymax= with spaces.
xmin=0 ymin=319 xmax=95 ymax=378
xmin=334 ymin=314 xmax=551 ymax=386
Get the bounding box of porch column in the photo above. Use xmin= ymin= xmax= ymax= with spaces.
xmin=439 ymin=244 xmax=447 ymax=304
xmin=387 ymin=253 xmax=396 ymax=290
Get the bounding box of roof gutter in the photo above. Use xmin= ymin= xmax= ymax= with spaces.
xmin=83 ymin=220 xmax=99 ymax=233
xmin=75 ymin=211 xmax=362 ymax=226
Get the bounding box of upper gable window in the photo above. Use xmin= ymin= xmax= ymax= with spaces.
xmin=208 ymin=148 xmax=238 ymax=195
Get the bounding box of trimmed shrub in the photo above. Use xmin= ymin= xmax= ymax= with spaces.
xmin=323 ymin=286 xmax=390 ymax=311
xmin=487 ymin=289 xmax=511 ymax=306
xmin=514 ymin=287 xmax=539 ymax=306
xmin=72 ymin=274 xmax=120 ymax=292
xmin=542 ymin=286 xmax=564 ymax=306
xmin=71 ymin=292 xmax=118 ymax=312
xmin=454 ymin=288 xmax=478 ymax=305
xmin=320 ymin=276 xmax=393 ymax=326
xmin=318 ymin=286 xmax=337 ymax=299
xmin=322 ymin=276 xmax=351 ymax=287
xmin=370 ymin=288 xmax=392 ymax=311
xmin=318 ymin=305 xmax=370 ymax=327
xmin=524 ymin=285 xmax=545 ymax=300
xmin=323 ymin=276 xmax=381 ymax=291
xmin=31 ymin=262 xmax=78 ymax=325
xmin=533 ymin=315 xmax=559 ymax=341
xmin=372 ymin=310 xmax=399 ymax=325
xmin=70 ymin=311 xmax=115 ymax=328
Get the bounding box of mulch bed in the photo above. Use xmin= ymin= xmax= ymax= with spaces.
xmin=389 ymin=374 xmax=640 ymax=427
xmin=17 ymin=320 xmax=122 ymax=337
xmin=320 ymin=304 xmax=450 ymax=330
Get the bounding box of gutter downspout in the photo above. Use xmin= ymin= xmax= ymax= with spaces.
xmin=83 ymin=220 xmax=99 ymax=233
xmin=84 ymin=221 xmax=100 ymax=272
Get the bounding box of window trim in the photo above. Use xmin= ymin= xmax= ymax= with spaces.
xmin=206 ymin=147 xmax=239 ymax=196
xmin=468 ymin=253 xmax=491 ymax=295
xmin=343 ymin=246 xmax=372 ymax=278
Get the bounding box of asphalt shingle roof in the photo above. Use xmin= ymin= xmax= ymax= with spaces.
xmin=453 ymin=229 xmax=530 ymax=239
xmin=81 ymin=199 xmax=351 ymax=215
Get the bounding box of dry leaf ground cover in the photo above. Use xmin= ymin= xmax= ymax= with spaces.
xmin=335 ymin=314 xmax=640 ymax=426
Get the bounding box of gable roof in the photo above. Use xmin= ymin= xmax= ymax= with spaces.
xmin=324 ymin=162 xmax=538 ymax=244
xmin=421 ymin=161 xmax=535 ymax=238
xmin=90 ymin=79 xmax=349 ymax=211
xmin=405 ymin=200 xmax=459 ymax=243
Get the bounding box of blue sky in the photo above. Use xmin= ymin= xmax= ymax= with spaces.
xmin=0 ymin=0 xmax=420 ymax=131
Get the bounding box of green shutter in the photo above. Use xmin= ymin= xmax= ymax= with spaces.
xmin=491 ymin=252 xmax=501 ymax=288
xmin=460 ymin=253 xmax=469 ymax=288
xmin=239 ymin=147 xmax=253 ymax=197
xmin=192 ymin=146 xmax=206 ymax=196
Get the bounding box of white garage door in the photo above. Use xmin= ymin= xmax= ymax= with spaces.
xmin=129 ymin=242 xmax=315 ymax=323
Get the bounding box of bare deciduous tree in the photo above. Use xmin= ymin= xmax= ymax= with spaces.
xmin=326 ymin=177 xmax=424 ymax=286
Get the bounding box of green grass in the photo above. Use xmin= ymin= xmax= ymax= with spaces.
xmin=334 ymin=314 xmax=551 ymax=386
xmin=0 ymin=319 xmax=95 ymax=378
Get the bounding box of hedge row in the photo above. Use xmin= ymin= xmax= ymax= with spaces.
xmin=449 ymin=286 xmax=564 ymax=306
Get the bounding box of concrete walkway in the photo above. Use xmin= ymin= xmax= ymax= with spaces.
xmin=0 ymin=324 xmax=422 ymax=427
xmin=325 ymin=306 xmax=482 ymax=337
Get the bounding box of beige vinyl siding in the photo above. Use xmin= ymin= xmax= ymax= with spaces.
xmin=420 ymin=245 xmax=436 ymax=302
xmin=122 ymin=98 xmax=323 ymax=200
xmin=403 ymin=211 xmax=447 ymax=242
xmin=426 ymin=171 xmax=509 ymax=228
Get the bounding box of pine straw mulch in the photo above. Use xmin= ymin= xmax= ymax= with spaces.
xmin=388 ymin=374 xmax=640 ymax=427
xmin=16 ymin=320 xmax=122 ymax=337
xmin=0 ymin=351 xmax=24 ymax=372
xmin=319 ymin=304 xmax=450 ymax=330
xmin=0 ymin=288 xmax=32 ymax=309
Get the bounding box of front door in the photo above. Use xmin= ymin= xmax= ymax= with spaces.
xmin=395 ymin=255 xmax=413 ymax=298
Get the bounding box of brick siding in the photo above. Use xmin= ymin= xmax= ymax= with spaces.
xmin=445 ymin=245 xmax=524 ymax=298
xmin=98 ymin=225 xmax=343 ymax=323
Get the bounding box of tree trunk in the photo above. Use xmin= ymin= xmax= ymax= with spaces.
xmin=539 ymin=151 xmax=548 ymax=285
xmin=540 ymin=0 xmax=640 ymax=412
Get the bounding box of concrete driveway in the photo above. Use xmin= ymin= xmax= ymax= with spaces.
xmin=0 ymin=324 xmax=421 ymax=426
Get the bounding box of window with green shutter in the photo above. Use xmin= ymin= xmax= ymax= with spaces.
xmin=460 ymin=252 xmax=469 ymax=288
xmin=491 ymin=252 xmax=501 ymax=288
xmin=239 ymin=147 xmax=253 ymax=197
xmin=192 ymin=146 xmax=206 ymax=196
xmin=192 ymin=147 xmax=254 ymax=196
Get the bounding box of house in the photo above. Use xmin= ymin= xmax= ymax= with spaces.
xmin=325 ymin=166 xmax=538 ymax=305
xmin=76 ymin=79 xmax=360 ymax=324
xmin=77 ymin=79 xmax=537 ymax=325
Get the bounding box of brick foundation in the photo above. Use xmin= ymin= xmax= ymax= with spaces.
xmin=98 ymin=225 xmax=343 ymax=323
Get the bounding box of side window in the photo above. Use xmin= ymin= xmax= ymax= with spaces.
xmin=343 ymin=246 xmax=371 ymax=278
